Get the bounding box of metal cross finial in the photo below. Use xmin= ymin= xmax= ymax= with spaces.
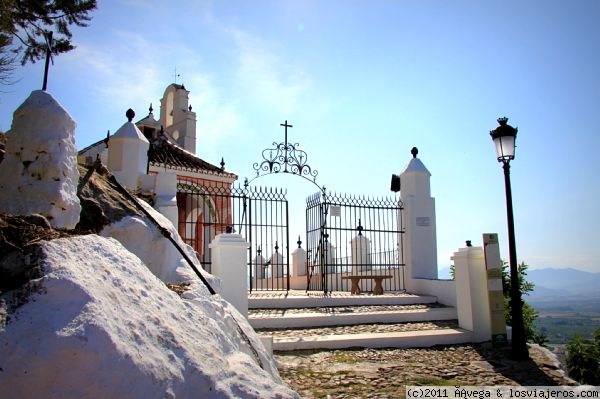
xmin=42 ymin=31 xmax=54 ymax=91
xmin=280 ymin=120 xmax=293 ymax=172
xmin=173 ymin=67 xmax=180 ymax=84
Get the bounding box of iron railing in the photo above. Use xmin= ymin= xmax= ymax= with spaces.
xmin=306 ymin=191 xmax=405 ymax=293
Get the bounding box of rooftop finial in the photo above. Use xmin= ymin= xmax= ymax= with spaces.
xmin=497 ymin=117 xmax=509 ymax=125
xmin=411 ymin=147 xmax=418 ymax=158
xmin=126 ymin=108 xmax=135 ymax=122
xmin=189 ymin=104 xmax=192 ymax=112
xmin=220 ymin=157 xmax=225 ymax=171
xmin=149 ymin=103 xmax=153 ymax=114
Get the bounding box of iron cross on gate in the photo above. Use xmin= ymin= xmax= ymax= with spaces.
xmin=280 ymin=120 xmax=293 ymax=172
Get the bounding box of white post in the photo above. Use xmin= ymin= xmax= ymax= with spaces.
xmin=292 ymin=246 xmax=307 ymax=276
xmin=153 ymin=171 xmax=178 ymax=227
xmin=270 ymin=250 xmax=285 ymax=278
xmin=351 ymin=234 xmax=371 ymax=273
xmin=452 ymin=242 xmax=492 ymax=342
xmin=483 ymin=233 xmax=508 ymax=346
xmin=252 ymin=253 xmax=266 ymax=279
xmin=209 ymin=233 xmax=249 ymax=318
xmin=399 ymin=148 xmax=439 ymax=285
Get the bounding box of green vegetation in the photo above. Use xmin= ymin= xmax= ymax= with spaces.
xmin=501 ymin=261 xmax=547 ymax=345
xmin=565 ymin=328 xmax=600 ymax=385
xmin=0 ymin=0 xmax=97 ymax=84
xmin=330 ymin=350 xmax=360 ymax=364
xmin=535 ymin=310 xmax=600 ymax=344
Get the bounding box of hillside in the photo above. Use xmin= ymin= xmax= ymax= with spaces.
xmin=527 ymin=268 xmax=600 ymax=301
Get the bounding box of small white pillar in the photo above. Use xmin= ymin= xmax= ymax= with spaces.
xmin=209 ymin=233 xmax=249 ymax=318
xmin=399 ymin=147 xmax=438 ymax=281
xmin=154 ymin=171 xmax=178 ymax=227
xmin=252 ymin=253 xmax=266 ymax=279
xmin=452 ymin=243 xmax=492 ymax=342
xmin=292 ymin=246 xmax=307 ymax=276
xmin=351 ymin=233 xmax=371 ymax=273
xmin=270 ymin=249 xmax=285 ymax=278
xmin=107 ymin=109 xmax=149 ymax=190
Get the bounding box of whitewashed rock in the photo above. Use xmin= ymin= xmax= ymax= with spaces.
xmin=100 ymin=197 xmax=220 ymax=290
xmin=0 ymin=235 xmax=299 ymax=398
xmin=0 ymin=90 xmax=80 ymax=229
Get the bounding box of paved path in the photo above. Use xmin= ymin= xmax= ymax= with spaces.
xmin=275 ymin=344 xmax=576 ymax=399
xmin=258 ymin=320 xmax=459 ymax=339
xmin=250 ymin=303 xmax=446 ymax=317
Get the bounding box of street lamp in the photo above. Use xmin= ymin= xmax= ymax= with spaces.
xmin=490 ymin=117 xmax=529 ymax=360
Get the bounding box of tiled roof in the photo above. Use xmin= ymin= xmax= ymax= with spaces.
xmin=148 ymin=138 xmax=236 ymax=177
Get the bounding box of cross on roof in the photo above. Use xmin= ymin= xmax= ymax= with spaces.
xmin=173 ymin=67 xmax=181 ymax=84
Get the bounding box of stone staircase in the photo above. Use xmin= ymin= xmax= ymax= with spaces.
xmin=248 ymin=291 xmax=473 ymax=351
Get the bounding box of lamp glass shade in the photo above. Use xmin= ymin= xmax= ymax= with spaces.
xmin=493 ymin=134 xmax=516 ymax=161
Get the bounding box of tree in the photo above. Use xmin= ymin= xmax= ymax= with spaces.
xmin=500 ymin=260 xmax=547 ymax=344
xmin=565 ymin=328 xmax=600 ymax=385
xmin=0 ymin=0 xmax=96 ymax=84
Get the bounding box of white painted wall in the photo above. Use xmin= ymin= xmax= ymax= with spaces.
xmin=407 ymin=278 xmax=457 ymax=306
xmin=452 ymin=245 xmax=492 ymax=342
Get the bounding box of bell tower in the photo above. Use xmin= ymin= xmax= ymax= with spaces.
xmin=159 ymin=83 xmax=197 ymax=154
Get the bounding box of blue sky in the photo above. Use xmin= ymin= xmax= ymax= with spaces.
xmin=1 ymin=1 xmax=599 ymax=273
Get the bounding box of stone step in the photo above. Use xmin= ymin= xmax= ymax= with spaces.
xmin=249 ymin=291 xmax=438 ymax=309
xmin=257 ymin=321 xmax=473 ymax=350
xmin=249 ymin=304 xmax=457 ymax=329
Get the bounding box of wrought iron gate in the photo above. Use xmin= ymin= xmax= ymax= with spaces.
xmin=306 ymin=191 xmax=405 ymax=293
xmin=177 ymin=182 xmax=289 ymax=291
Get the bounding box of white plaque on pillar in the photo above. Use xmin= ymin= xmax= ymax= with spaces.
xmin=329 ymin=205 xmax=341 ymax=217
xmin=416 ymin=217 xmax=430 ymax=227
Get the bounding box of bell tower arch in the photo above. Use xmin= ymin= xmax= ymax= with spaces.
xmin=159 ymin=83 xmax=197 ymax=154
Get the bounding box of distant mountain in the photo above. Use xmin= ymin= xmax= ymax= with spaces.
xmin=526 ymin=268 xmax=600 ymax=302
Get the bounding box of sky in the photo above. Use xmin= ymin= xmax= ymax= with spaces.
xmin=1 ymin=0 xmax=599 ymax=273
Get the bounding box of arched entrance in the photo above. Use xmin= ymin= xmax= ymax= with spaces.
xmin=177 ymin=121 xmax=406 ymax=294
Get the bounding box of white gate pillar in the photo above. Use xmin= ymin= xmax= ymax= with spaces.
xmin=452 ymin=242 xmax=492 ymax=342
xmin=399 ymin=147 xmax=438 ymax=285
xmin=209 ymin=232 xmax=249 ymax=318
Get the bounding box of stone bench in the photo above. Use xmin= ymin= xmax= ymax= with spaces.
xmin=341 ymin=275 xmax=393 ymax=295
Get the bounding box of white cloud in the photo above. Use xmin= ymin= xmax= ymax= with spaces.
xmin=228 ymin=28 xmax=312 ymax=116
xmin=64 ymin=31 xmax=165 ymax=111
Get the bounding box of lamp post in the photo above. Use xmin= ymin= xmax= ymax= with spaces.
xmin=490 ymin=117 xmax=529 ymax=360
